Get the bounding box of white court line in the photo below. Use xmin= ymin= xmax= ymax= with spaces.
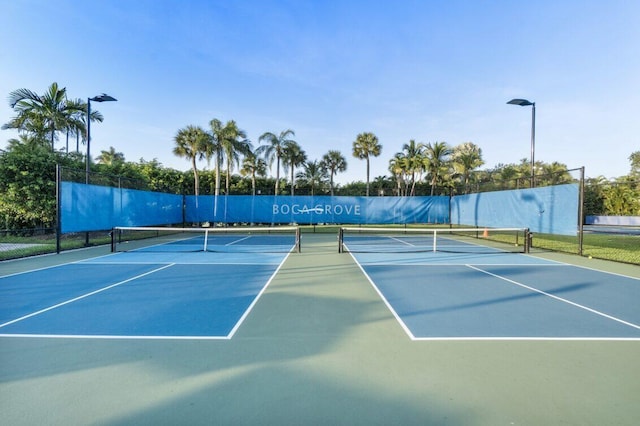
xmin=80 ymin=260 xmax=284 ymax=266
xmin=389 ymin=236 xmax=417 ymax=246
xmin=225 ymin=235 xmax=251 ymax=246
xmin=519 ymin=252 xmax=640 ymax=280
xmin=411 ymin=337 xmax=640 ymax=341
xmin=357 ymin=262 xmax=566 ymax=267
xmin=347 ymin=251 xmax=416 ymax=340
xmin=2 ymin=247 xmax=296 ymax=339
xmin=348 ymin=251 xmax=640 ymax=341
xmin=467 ymin=264 xmax=640 ymax=330
xmin=226 ymin=250 xmax=293 ymax=338
xmin=0 ymin=263 xmax=175 ymax=329
xmin=0 ymin=257 xmax=95 ymax=279
xmin=0 ymin=333 xmax=230 ymax=340
xmin=1 ymin=250 xmax=139 ymax=279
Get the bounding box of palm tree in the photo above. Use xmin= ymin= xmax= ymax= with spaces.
xmin=6 ymin=134 xmax=49 ymax=149
xmin=401 ymin=139 xmax=425 ymax=196
xmin=423 ymin=141 xmax=452 ymax=196
xmin=352 ymin=132 xmax=382 ymax=196
xmin=494 ymin=164 xmax=520 ymax=189
xmin=630 ymin=151 xmax=640 ymax=177
xmin=389 ymin=153 xmax=411 ymax=196
xmin=257 ymin=129 xmax=296 ymax=196
xmin=3 ymin=83 xmax=90 ymax=151
xmin=373 ymin=175 xmax=389 ymax=196
xmin=96 ymin=146 xmax=125 ymax=165
xmin=173 ymin=125 xmax=209 ymax=197
xmin=240 ymin=150 xmax=267 ymax=196
xmin=540 ymin=162 xmax=572 ymax=185
xmin=452 ymin=142 xmax=484 ymax=193
xmin=220 ymin=120 xmax=251 ymax=195
xmin=296 ymin=160 xmax=328 ymax=196
xmin=208 ymin=118 xmax=226 ymax=198
xmin=321 ymin=150 xmax=347 ymax=196
xmin=282 ymin=141 xmax=307 ymax=196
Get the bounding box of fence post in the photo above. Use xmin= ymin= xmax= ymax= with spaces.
xmin=578 ymin=166 xmax=585 ymax=256
xmin=55 ymin=164 xmax=62 ymax=254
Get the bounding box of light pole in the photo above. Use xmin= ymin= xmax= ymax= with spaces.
xmin=86 ymin=94 xmax=117 ymax=184
xmin=507 ymin=98 xmax=536 ymax=187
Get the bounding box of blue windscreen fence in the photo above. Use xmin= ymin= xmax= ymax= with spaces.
xmin=450 ymin=184 xmax=579 ymax=236
xmin=60 ymin=182 xmax=183 ymax=233
xmin=60 ymin=181 xmax=579 ymax=235
xmin=185 ymin=195 xmax=450 ymax=225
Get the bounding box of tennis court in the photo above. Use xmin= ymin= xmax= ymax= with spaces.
xmin=343 ymin=229 xmax=640 ymax=339
xmin=1 ymin=229 xmax=639 ymax=425
xmin=1 ymin=228 xmax=298 ymax=338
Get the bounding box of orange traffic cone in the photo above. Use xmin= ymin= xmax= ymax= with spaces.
xmin=483 ymin=228 xmax=489 ymax=238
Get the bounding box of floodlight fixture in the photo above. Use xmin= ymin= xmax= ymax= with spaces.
xmin=507 ymin=98 xmax=536 ymax=187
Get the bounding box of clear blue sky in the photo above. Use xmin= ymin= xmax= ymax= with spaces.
xmin=1 ymin=0 xmax=639 ymax=184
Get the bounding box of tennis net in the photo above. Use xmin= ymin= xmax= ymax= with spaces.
xmin=111 ymin=226 xmax=301 ymax=253
xmin=338 ymin=226 xmax=530 ymax=254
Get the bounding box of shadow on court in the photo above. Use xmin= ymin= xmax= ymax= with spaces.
xmin=401 ymin=282 xmax=594 ymax=317
xmin=1 ymin=250 xmax=467 ymax=424
xmin=2 ymin=234 xmax=639 ymax=425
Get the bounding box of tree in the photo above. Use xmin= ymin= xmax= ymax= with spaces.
xmin=604 ymin=179 xmax=640 ymax=215
xmin=208 ymin=118 xmax=226 ymax=198
xmin=62 ymin=97 xmax=92 ymax=153
xmin=173 ymin=125 xmax=209 ymax=197
xmin=257 ymin=129 xmax=296 ymax=196
xmin=0 ymin=138 xmax=82 ymax=228
xmin=96 ymin=147 xmax=125 ymax=166
xmin=452 ymin=142 xmax=484 ymax=193
xmin=373 ymin=175 xmax=392 ymax=196
xmin=282 ymin=141 xmax=307 ymax=196
xmin=134 ymin=158 xmax=185 ymax=194
xmin=220 ymin=120 xmax=251 ymax=195
xmin=240 ymin=150 xmax=267 ymax=196
xmin=352 ymin=132 xmax=382 ymax=196
xmin=491 ymin=163 xmax=521 ymax=189
xmin=321 ymin=150 xmax=347 ymax=196
xmin=401 ymin=139 xmax=425 ymax=196
xmin=296 ymin=160 xmax=327 ymax=196
xmin=2 ymin=83 xmax=94 ymax=151
xmin=539 ymin=162 xmax=572 ymax=185
xmin=423 ymin=141 xmax=451 ymax=196
xmin=629 ymin=151 xmax=640 ymax=177
xmin=388 ymin=153 xmax=410 ymax=196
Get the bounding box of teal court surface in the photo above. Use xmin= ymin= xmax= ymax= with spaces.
xmin=350 ymin=251 xmax=640 ymax=339
xmin=1 ymin=232 xmax=639 ymax=425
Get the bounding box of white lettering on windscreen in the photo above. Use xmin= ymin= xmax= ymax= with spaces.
xmin=273 ymin=204 xmax=361 ymax=216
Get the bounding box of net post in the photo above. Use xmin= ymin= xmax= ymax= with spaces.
xmin=338 ymin=227 xmax=344 ymax=253
xmin=525 ymin=228 xmax=531 ymax=253
xmin=432 ymin=229 xmax=437 ymax=252
xmin=295 ymin=226 xmax=301 ymax=253
xmin=110 ymin=227 xmax=116 ymax=253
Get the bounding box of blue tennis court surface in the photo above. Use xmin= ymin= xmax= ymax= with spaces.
xmin=351 ymin=251 xmax=640 ymax=340
xmin=0 ymin=251 xmax=290 ymax=338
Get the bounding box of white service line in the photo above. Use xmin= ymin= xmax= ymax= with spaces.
xmin=0 ymin=263 xmax=175 ymax=329
xmin=467 ymin=264 xmax=640 ymax=330
xmin=226 ymin=251 xmax=293 ymax=338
